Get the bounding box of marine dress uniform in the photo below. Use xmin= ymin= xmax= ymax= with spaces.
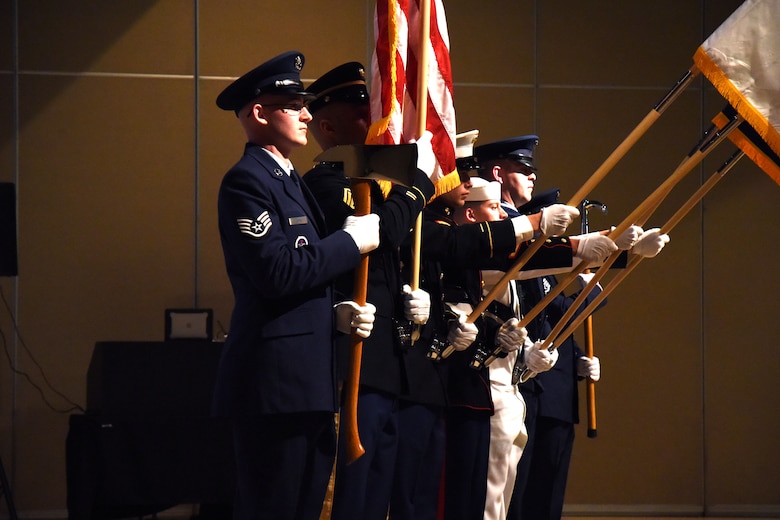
xmin=417 ymin=194 xmax=574 ymax=520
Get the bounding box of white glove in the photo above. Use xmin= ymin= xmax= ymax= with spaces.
xmin=539 ymin=204 xmax=579 ymax=236
xmin=342 ymin=213 xmax=380 ymax=254
xmin=334 ymin=301 xmax=377 ymax=338
xmin=577 ymin=355 xmax=601 ymax=381
xmin=613 ymin=225 xmax=643 ymax=250
xmin=495 ymin=317 xmax=527 ymax=354
xmin=574 ymin=233 xmax=618 ymax=266
xmin=447 ymin=313 xmax=478 ymax=351
xmin=631 ymin=227 xmax=670 ymax=258
xmin=523 ymin=340 xmax=559 ymax=373
xmin=402 ymin=284 xmax=430 ymax=324
xmin=413 ymin=130 xmax=436 ymax=178
xmin=576 ymin=271 xmax=599 ymax=290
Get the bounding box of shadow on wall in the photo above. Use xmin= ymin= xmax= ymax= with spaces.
xmin=0 ymin=1 xmax=160 ymax=149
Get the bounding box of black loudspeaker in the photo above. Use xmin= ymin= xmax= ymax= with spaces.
xmin=0 ymin=183 xmax=18 ymax=277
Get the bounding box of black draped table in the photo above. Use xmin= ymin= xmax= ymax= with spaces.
xmin=66 ymin=340 xmax=234 ymax=519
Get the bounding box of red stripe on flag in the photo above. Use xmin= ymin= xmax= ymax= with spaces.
xmin=369 ymin=0 xmax=457 ymax=185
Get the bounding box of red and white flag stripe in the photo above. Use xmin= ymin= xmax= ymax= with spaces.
xmin=368 ymin=0 xmax=459 ymax=194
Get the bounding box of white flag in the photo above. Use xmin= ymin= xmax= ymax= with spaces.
xmin=693 ymin=0 xmax=780 ymax=157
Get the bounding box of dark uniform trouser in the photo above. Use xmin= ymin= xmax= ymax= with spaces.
xmin=231 ymin=411 xmax=336 ymax=520
xmin=389 ymin=401 xmax=446 ymax=520
xmin=443 ymin=408 xmax=491 ymax=520
xmin=331 ymin=390 xmax=399 ymax=520
xmin=507 ymin=390 xmax=575 ymax=520
xmin=521 ymin=416 xmax=575 ymax=520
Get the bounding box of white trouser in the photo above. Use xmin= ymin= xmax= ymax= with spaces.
xmin=484 ymin=354 xmax=527 ymax=520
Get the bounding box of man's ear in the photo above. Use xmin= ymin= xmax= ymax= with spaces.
xmin=246 ymin=103 xmax=268 ymax=125
xmin=492 ymin=165 xmax=503 ymax=183
xmin=319 ymin=117 xmax=337 ymax=138
xmin=464 ymin=206 xmax=478 ymax=223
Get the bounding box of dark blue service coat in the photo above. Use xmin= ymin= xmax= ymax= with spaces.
xmin=212 ymin=143 xmax=361 ymax=417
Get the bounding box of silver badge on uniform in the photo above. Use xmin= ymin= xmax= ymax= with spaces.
xmin=295 ymin=235 xmax=309 ymax=248
xmin=289 ymin=216 xmax=308 ymax=225
xmin=542 ymin=277 xmax=552 ymax=295
xmin=237 ymin=211 xmax=272 ymax=238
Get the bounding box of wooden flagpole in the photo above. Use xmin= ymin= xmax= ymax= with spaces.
xmin=468 ymin=67 xmax=700 ymax=323
xmin=551 ymin=149 xmax=746 ymax=351
xmin=410 ymin=0 xmax=431 ymax=292
xmin=580 ymin=200 xmax=607 ymax=438
xmin=514 ymin=114 xmax=742 ymax=383
xmin=344 ymin=179 xmax=372 ymax=464
xmin=344 ymin=0 xmax=433 ymax=464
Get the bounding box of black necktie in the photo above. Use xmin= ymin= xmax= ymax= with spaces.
xmin=290 ymin=169 xmax=303 ymax=193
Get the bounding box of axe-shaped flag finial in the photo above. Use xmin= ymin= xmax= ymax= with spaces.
xmin=314 ymin=144 xmax=419 ymax=187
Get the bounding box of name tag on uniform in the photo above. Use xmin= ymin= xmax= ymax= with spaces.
xmin=288 ymin=216 xmax=309 ymax=226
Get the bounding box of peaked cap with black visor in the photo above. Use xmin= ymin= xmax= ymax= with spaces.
xmin=305 ymin=61 xmax=370 ymax=114
xmin=474 ymin=134 xmax=539 ymax=172
xmin=216 ymin=50 xmax=314 ymax=113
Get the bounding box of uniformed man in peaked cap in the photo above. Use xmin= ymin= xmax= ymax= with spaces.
xmin=471 ymin=135 xmax=668 ymax=520
xmin=303 ymin=60 xmax=438 ymax=520
xmin=216 ymin=50 xmax=311 ymax=112
xmin=301 ymin=62 xmax=595 ymax=518
xmin=211 ymin=51 xmax=381 ymax=520
xmin=306 ymin=61 xmax=370 ymax=114
xmin=415 ymin=132 xmax=580 ymax=520
xmin=475 ymin=134 xmax=542 ymax=218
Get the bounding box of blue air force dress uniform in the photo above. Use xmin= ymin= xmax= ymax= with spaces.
xmin=510 ymin=214 xmax=606 ymax=520
xmin=212 ymin=51 xmax=363 ymax=520
xmin=301 ymin=61 xmax=436 ymax=520
xmin=473 ymin=136 xmax=607 ymax=520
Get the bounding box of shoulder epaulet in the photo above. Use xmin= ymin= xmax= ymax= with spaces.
xmin=342 ymin=187 xmax=355 ymax=209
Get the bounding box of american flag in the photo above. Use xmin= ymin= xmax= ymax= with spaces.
xmin=367 ymin=0 xmax=460 ymax=196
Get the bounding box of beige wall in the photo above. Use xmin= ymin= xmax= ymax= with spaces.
xmin=1 ymin=0 xmax=778 ymax=516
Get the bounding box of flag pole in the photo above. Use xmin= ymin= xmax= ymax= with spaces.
xmin=344 ymin=180 xmax=371 ymax=464
xmin=543 ymin=115 xmax=742 ymax=350
xmin=344 ymin=0 xmax=434 ymax=463
xmin=569 ymin=66 xmax=700 ymax=206
xmin=468 ymin=67 xmax=700 ymax=322
xmin=579 ymin=199 xmax=608 ymax=438
xmin=415 ymin=0 xmax=431 ymax=140
xmin=410 ymin=0 xmax=431 ymax=292
xmin=550 ymin=149 xmax=746 ymax=351
xmin=405 ymin=0 xmax=431 ymax=349
xmin=549 ymin=103 xmax=780 ymax=356
xmin=514 ymin=114 xmax=742 ymax=383
xmin=516 ymin=111 xmax=740 ymax=353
